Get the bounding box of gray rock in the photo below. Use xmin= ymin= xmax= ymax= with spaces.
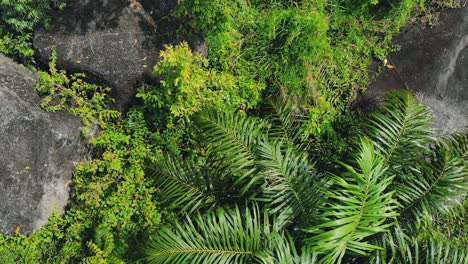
xmin=34 ymin=0 xmax=207 ymax=111
xmin=364 ymin=5 xmax=468 ymax=134
xmin=0 ymin=54 xmax=86 ymax=234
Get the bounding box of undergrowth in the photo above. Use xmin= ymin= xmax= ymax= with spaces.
xmin=1 ymin=0 xmax=464 ymax=263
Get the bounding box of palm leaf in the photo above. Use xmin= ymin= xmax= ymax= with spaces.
xmin=367 ymin=90 xmax=432 ymax=173
xmin=144 ymin=204 xmax=318 ymax=264
xmin=258 ymin=138 xmax=323 ymax=225
xmin=304 ymin=138 xmax=398 ymax=263
xmin=395 ymin=132 xmax=467 ymax=232
xmin=195 ymin=110 xmax=265 ymax=194
xmin=437 ymin=130 xmax=468 ymax=160
xmin=148 ymin=156 xmax=217 ymax=214
xmin=371 ymin=227 xmax=468 ymax=264
xmin=144 ymin=205 xmax=273 ymax=264
xmin=268 ymin=232 xmax=318 ymax=264
xmin=369 ymin=222 xmax=415 ymax=264
xmin=263 ymin=98 xmax=310 ymax=151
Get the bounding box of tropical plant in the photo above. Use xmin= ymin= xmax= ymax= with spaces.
xmin=144 ymin=205 xmax=318 ymax=264
xmin=144 ymin=90 xmax=467 ymax=263
xmin=0 ymin=0 xmax=66 ymax=59
xmin=35 ymin=48 xmax=121 ymax=130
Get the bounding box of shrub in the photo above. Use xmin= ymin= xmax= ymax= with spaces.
xmin=0 ymin=0 xmax=66 ymax=59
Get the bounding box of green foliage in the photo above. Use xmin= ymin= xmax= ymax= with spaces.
xmin=82 ymin=228 xmax=125 ymax=264
xmin=35 ymin=49 xmax=121 ymax=128
xmin=177 ymin=0 xmax=422 ymax=136
xmin=0 ymin=28 xmax=34 ymax=59
xmin=137 ymin=42 xmax=263 ymax=124
xmin=0 ymin=0 xmax=464 ymax=262
xmin=144 ymin=90 xmax=467 ymax=263
xmin=0 ymin=0 xmax=66 ymax=59
xmin=0 ymin=212 xmax=66 ymax=263
xmin=144 ymin=205 xmax=317 ymax=264
xmin=148 ymin=153 xmax=225 ymax=215
xmin=0 ymin=110 xmax=162 ymax=262
xmin=396 ymin=134 xmax=466 ymax=231
xmin=0 ymin=0 xmax=65 ymax=32
xmin=137 ymin=42 xmax=264 ymax=156
xmin=305 ymin=139 xmax=398 ymax=263
xmin=366 ymin=90 xmax=432 ymax=173
xmin=195 ymin=110 xmax=265 ymax=192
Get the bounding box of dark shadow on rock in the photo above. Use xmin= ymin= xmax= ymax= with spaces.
xmin=56 ymin=0 xmax=129 ymax=36
xmin=360 ymin=5 xmax=468 ymax=134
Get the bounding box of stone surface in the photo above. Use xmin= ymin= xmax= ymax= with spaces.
xmin=363 ymin=5 xmax=468 ymax=134
xmin=0 ymin=54 xmax=86 ymax=234
xmin=34 ymin=0 xmax=206 ymax=111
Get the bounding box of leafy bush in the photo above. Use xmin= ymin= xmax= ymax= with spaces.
xmin=137 ymin=42 xmax=264 ymax=155
xmin=0 ymin=109 xmax=161 ymax=262
xmin=35 ymin=49 xmax=121 ymax=131
xmin=137 ymin=42 xmax=263 ymax=123
xmin=177 ymin=0 xmax=423 ymax=136
xmin=0 ymin=0 xmax=66 ymax=59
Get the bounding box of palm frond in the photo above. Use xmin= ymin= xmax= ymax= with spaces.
xmin=268 ymin=232 xmax=318 ymax=264
xmin=304 ymin=138 xmax=398 ymax=263
xmin=258 ymin=139 xmax=323 ymax=225
xmin=395 ymin=132 xmax=467 ymax=232
xmin=144 ymin=204 xmax=319 ymax=264
xmin=437 ymin=129 xmax=468 ymax=160
xmin=367 ymin=90 xmax=432 ymax=173
xmin=369 ymin=222 xmax=415 ymax=264
xmin=195 ymin=110 xmax=265 ymax=194
xmin=371 ymin=226 xmax=468 ymax=264
xmin=143 ymin=205 xmax=271 ymax=264
xmin=148 ymin=156 xmax=217 ymax=214
xmin=263 ymin=98 xmax=310 ymax=151
xmin=422 ymin=239 xmax=468 ymax=264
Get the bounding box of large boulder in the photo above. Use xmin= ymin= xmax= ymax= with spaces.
xmin=364 ymin=5 xmax=468 ymax=134
xmin=0 ymin=54 xmax=86 ymax=234
xmin=34 ymin=0 xmax=206 ymax=111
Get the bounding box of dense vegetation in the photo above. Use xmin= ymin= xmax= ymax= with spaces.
xmin=0 ymin=0 xmax=66 ymax=60
xmin=0 ymin=0 xmax=466 ymax=263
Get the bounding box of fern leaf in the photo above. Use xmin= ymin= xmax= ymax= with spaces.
xmin=264 ymin=98 xmax=310 ymax=151
xmin=371 ymin=227 xmax=468 ymax=264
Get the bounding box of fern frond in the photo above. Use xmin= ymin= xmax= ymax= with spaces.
xmin=195 ymin=110 xmax=265 ymax=194
xmin=148 ymin=156 xmax=217 ymax=214
xmin=367 ymin=90 xmax=432 ymax=173
xmin=304 ymin=139 xmax=398 ymax=263
xmin=82 ymin=228 xmax=125 ymax=264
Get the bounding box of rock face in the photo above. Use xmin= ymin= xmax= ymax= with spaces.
xmin=365 ymin=5 xmax=468 ymax=134
xmin=0 ymin=54 xmax=86 ymax=234
xmin=34 ymin=0 xmax=206 ymax=111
